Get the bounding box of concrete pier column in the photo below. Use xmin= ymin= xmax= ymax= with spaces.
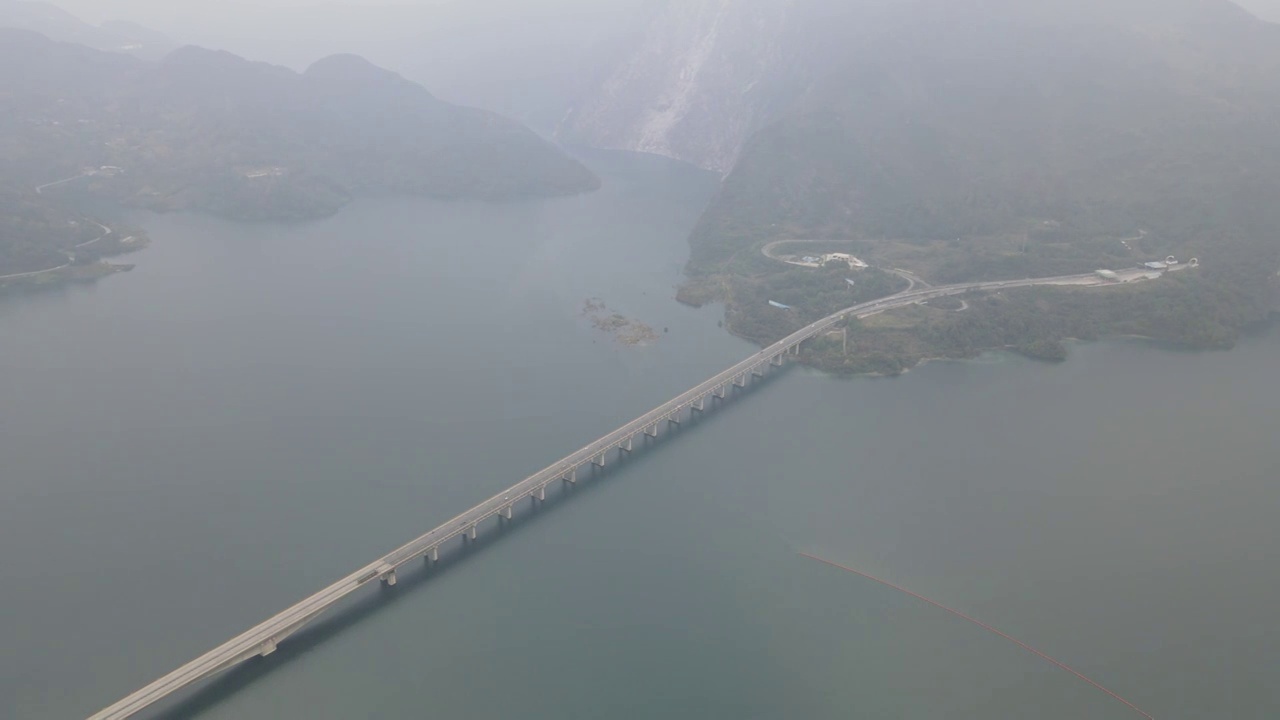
xmin=772 ymin=354 xmax=784 ymax=367
xmin=621 ymin=437 xmax=633 ymax=453
xmin=733 ymin=373 xmax=746 ymax=388
xmin=535 ymin=485 xmax=546 ymax=502
xmin=562 ymin=468 xmax=577 ymax=485
xmin=713 ymin=384 xmax=726 ymax=399
xmin=259 ymin=639 xmax=278 ymax=657
xmin=645 ymin=423 xmax=658 ymax=438
xmin=468 ymin=523 xmax=478 ymax=540
xmin=668 ymin=416 xmax=681 ymax=427
xmin=380 ymin=570 xmax=397 ymax=586
xmin=752 ymin=365 xmax=765 ymax=378
xmin=592 ymin=452 xmax=606 ymax=468
xmin=692 ymin=397 xmax=705 ymax=412
xmin=502 ymin=504 xmax=513 ymax=520
xmin=428 ymin=546 xmax=439 ymax=563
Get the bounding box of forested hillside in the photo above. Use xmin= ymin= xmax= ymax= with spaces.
xmin=0 ymin=29 xmax=599 ymax=275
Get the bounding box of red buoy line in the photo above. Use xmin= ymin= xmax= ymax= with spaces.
xmin=798 ymin=552 xmax=1155 ymax=719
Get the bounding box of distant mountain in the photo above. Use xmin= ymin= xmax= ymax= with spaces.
xmin=0 ymin=0 xmax=176 ymax=59
xmin=558 ymin=0 xmax=793 ymax=174
xmin=0 ymin=29 xmax=599 ymax=275
xmin=90 ymin=0 xmax=651 ymax=138
xmin=564 ymin=0 xmax=1280 ymax=271
xmin=0 ymin=31 xmax=598 ymax=217
xmin=563 ymin=0 xmax=1280 ymax=359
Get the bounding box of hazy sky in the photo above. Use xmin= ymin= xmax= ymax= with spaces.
xmin=52 ymin=0 xmax=1280 ymax=25
xmin=41 ymin=0 xmax=1280 ymax=68
xmin=54 ymin=0 xmax=565 ymax=27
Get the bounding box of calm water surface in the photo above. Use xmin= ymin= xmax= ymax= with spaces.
xmin=1 ymin=152 xmax=1276 ymax=719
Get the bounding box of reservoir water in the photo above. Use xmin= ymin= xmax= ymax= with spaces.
xmin=1 ymin=151 xmax=1277 ymax=719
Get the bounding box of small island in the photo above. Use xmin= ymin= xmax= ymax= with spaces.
xmin=582 ymin=298 xmax=660 ymax=346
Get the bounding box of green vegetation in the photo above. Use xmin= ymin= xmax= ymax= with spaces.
xmin=720 ymin=264 xmax=906 ymax=346
xmin=681 ymin=0 xmax=1280 ymax=372
xmin=796 ymin=261 xmax=1276 ymax=376
xmin=0 ymin=188 xmax=149 ymax=277
xmin=0 ymin=29 xmax=599 ymax=280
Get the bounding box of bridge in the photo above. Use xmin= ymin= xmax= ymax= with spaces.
xmin=87 ymin=271 xmax=1119 ymax=719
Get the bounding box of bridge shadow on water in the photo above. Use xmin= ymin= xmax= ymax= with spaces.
xmin=148 ymin=363 xmax=794 ymax=719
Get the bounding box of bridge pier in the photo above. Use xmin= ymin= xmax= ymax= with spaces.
xmin=668 ymin=416 xmax=681 ymax=427
xmin=621 ymin=437 xmax=633 ymax=453
xmin=645 ymin=423 xmax=658 ymax=438
xmin=713 ymin=385 xmax=726 ymax=400
xmin=771 ymin=354 xmax=784 ymax=367
xmin=752 ymin=365 xmax=765 ymax=378
xmin=468 ymin=523 xmax=477 ymax=541
xmin=380 ymin=570 xmax=397 ymax=587
xmin=501 ymin=504 xmax=513 ymax=520
xmin=259 ymin=639 xmax=277 ymax=657
xmin=534 ymin=485 xmax=546 ymax=502
xmin=562 ymin=468 xmax=577 ymax=485
xmin=692 ymin=397 xmax=705 ymax=413
xmin=592 ymin=452 xmax=606 ymax=468
xmin=425 ymin=545 xmax=438 ymax=564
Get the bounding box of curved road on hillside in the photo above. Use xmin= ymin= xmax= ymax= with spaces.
xmin=0 ymin=223 xmax=114 ymax=280
xmin=87 ymin=269 xmax=1133 ymax=720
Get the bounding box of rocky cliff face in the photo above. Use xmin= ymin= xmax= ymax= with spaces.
xmin=558 ymin=0 xmax=795 ymax=174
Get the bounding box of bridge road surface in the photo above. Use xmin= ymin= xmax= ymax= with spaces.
xmin=87 ymin=271 xmax=1114 ymax=719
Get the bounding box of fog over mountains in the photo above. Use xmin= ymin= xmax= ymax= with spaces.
xmin=0 ymin=7 xmax=600 ymax=274
xmin=556 ymin=0 xmax=1280 ymax=289
xmin=0 ymin=0 xmax=175 ymax=58
xmin=3 ymin=0 xmax=1280 ymax=331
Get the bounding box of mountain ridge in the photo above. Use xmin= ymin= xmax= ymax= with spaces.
xmin=575 ymin=0 xmax=1280 ymax=367
xmin=0 ymin=28 xmax=599 ymax=276
xmin=0 ymin=0 xmax=176 ymax=59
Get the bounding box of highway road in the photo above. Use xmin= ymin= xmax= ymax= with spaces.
xmin=86 ymin=269 xmax=1128 ymax=719
xmin=0 ymin=262 xmax=71 ymax=281
xmin=0 ymin=223 xmax=113 ymax=280
xmin=34 ymin=171 xmax=92 ymax=195
xmin=76 ymin=223 xmax=114 ymax=249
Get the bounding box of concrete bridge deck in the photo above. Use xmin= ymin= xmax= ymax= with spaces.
xmin=87 ymin=271 xmax=1111 ymax=719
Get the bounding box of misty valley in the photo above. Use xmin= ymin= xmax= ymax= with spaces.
xmin=2 ymin=1 xmax=1279 ymax=719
